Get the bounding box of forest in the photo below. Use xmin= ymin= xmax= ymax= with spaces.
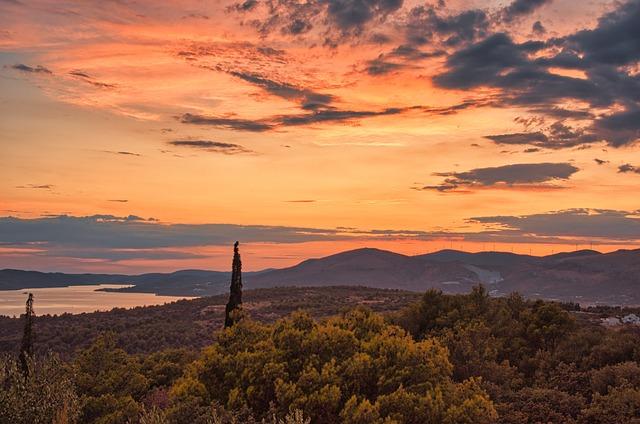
xmin=3 ymin=285 xmax=640 ymax=423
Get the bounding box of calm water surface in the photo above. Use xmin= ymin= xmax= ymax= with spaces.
xmin=0 ymin=284 xmax=195 ymax=317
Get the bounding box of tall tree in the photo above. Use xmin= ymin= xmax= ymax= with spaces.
xmin=18 ymin=293 xmax=34 ymax=377
xmin=224 ymin=241 xmax=243 ymax=328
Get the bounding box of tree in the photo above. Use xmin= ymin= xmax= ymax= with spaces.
xmin=74 ymin=334 xmax=149 ymax=424
xmin=0 ymin=354 xmax=80 ymax=424
xmin=224 ymin=241 xmax=243 ymax=328
xmin=19 ymin=293 xmax=34 ymax=377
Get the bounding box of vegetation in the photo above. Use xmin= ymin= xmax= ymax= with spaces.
xmin=0 ymin=286 xmax=420 ymax=359
xmin=3 ymin=286 xmax=640 ymax=423
xmin=225 ymin=241 xmax=244 ymax=329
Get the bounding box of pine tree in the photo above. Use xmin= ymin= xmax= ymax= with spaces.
xmin=224 ymin=241 xmax=243 ymax=328
xmin=19 ymin=293 xmax=34 ymax=377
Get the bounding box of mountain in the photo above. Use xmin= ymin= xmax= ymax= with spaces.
xmin=246 ymin=248 xmax=481 ymax=292
xmin=0 ymin=269 xmax=236 ymax=296
xmin=420 ymin=248 xmax=640 ymax=305
xmin=2 ymin=247 xmax=639 ymax=304
xmin=416 ymin=249 xmax=536 ymax=269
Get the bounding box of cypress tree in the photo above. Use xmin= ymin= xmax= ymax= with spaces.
xmin=224 ymin=241 xmax=243 ymax=328
xmin=19 ymin=292 xmax=34 ymax=377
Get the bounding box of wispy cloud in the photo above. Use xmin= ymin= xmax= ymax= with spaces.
xmin=168 ymin=140 xmax=253 ymax=154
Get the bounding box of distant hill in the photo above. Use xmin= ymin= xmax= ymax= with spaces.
xmin=0 ymin=269 xmax=237 ymax=296
xmin=422 ymin=248 xmax=640 ymax=305
xmin=416 ymin=249 xmax=536 ymax=268
xmin=246 ymin=248 xmax=481 ymax=292
xmin=2 ymin=247 xmax=639 ymax=304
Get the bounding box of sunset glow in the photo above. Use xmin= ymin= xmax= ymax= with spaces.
xmin=1 ymin=0 xmax=639 ymax=272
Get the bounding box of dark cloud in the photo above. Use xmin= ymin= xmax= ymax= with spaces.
xmin=227 ymin=70 xmax=334 ymax=110
xmin=532 ymin=21 xmax=546 ymax=35
xmin=15 ymin=184 xmax=54 ymax=190
xmin=420 ymin=162 xmax=579 ymax=192
xmin=565 ymin=0 xmax=640 ymax=67
xmin=405 ymin=6 xmax=489 ymax=47
xmin=180 ymin=105 xmax=424 ymax=131
xmin=432 ymin=1 xmax=640 ymax=148
xmin=469 ymin=209 xmax=640 ymax=240
xmin=2 ymin=211 xmax=637 ymax=265
xmin=9 ymin=63 xmax=52 ymax=74
xmin=0 ymin=214 xmax=400 ymax=249
xmin=275 ymin=106 xmax=418 ymax=126
xmin=169 ymin=140 xmax=253 ymax=154
xmin=285 ymin=200 xmax=316 ymax=203
xmin=485 ymin=132 xmax=548 ymax=145
xmin=180 ymin=113 xmax=274 ymax=132
xmin=364 ymin=58 xmax=406 ymax=75
xmin=230 ymin=0 xmax=402 ymax=43
xmin=104 ymin=150 xmax=141 ymax=156
xmin=592 ymin=106 xmax=640 ymax=147
xmin=69 ymin=70 xmax=117 ymax=89
xmin=618 ymin=163 xmax=640 ymax=174
xmin=502 ymin=0 xmax=553 ymax=22
xmin=108 ymin=199 xmax=129 ymax=203
xmin=485 ymin=121 xmax=598 ymax=149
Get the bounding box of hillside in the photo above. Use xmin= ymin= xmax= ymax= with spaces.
xmin=0 ymin=286 xmax=419 ymax=358
xmin=421 ymin=248 xmax=640 ymax=305
xmin=3 ymin=247 xmax=639 ymax=304
xmin=247 ymin=247 xmax=481 ymax=292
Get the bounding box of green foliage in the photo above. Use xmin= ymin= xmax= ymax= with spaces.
xmin=0 ymin=354 xmax=80 ymax=424
xmin=7 ymin=285 xmax=640 ymax=423
xmin=171 ymin=307 xmax=496 ymax=423
xmin=74 ymin=333 xmax=149 ymax=424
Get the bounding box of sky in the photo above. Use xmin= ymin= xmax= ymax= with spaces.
xmin=0 ymin=0 xmax=639 ymax=273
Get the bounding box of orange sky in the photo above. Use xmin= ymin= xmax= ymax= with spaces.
xmin=0 ymin=0 xmax=639 ymax=272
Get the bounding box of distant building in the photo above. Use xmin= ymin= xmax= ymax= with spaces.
xmin=602 ymin=317 xmax=621 ymax=326
xmin=621 ymin=314 xmax=640 ymax=325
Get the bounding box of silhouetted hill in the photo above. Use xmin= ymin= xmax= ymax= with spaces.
xmin=541 ymin=249 xmax=602 ymax=262
xmin=416 ymin=249 xmax=536 ymax=268
xmin=0 ymin=269 xmax=127 ymax=290
xmin=2 ymin=247 xmax=639 ymax=304
xmin=246 ymin=248 xmax=480 ymax=292
xmin=0 ymin=269 xmax=236 ymax=295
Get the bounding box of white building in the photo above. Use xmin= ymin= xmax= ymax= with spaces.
xmin=621 ymin=314 xmax=640 ymax=325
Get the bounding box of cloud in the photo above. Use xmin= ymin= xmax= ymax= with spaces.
xmin=501 ymin=0 xmax=553 ymax=22
xmin=104 ymin=150 xmax=142 ymax=156
xmin=15 ymin=184 xmax=54 ymax=190
xmin=0 ymin=214 xmax=401 ymax=249
xmin=229 ymin=0 xmax=403 ymax=44
xmin=485 ymin=132 xmax=548 ymax=145
xmin=180 ymin=105 xmax=424 ymax=131
xmin=168 ymin=140 xmax=253 ymax=154
xmin=69 ymin=70 xmax=117 ymax=89
xmin=405 ymin=6 xmax=489 ymax=47
xmin=432 ymin=4 xmax=640 ymax=148
xmin=364 ymin=58 xmax=407 ymax=75
xmin=1 ymin=211 xmax=638 ymax=266
xmin=419 ymin=162 xmax=579 ymax=192
xmin=469 ymin=209 xmax=640 ymax=240
xmin=532 ymin=21 xmax=546 ymax=35
xmin=618 ymin=164 xmax=640 ymax=174
xmin=485 ymin=121 xmax=599 ymax=149
xmin=285 ymin=199 xmax=316 ymax=203
xmin=9 ymin=63 xmax=52 ymax=74
xmin=180 ymin=113 xmax=274 ymax=132
xmin=565 ymin=0 xmax=640 ymax=67
xmin=226 ymin=70 xmax=334 ymax=110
